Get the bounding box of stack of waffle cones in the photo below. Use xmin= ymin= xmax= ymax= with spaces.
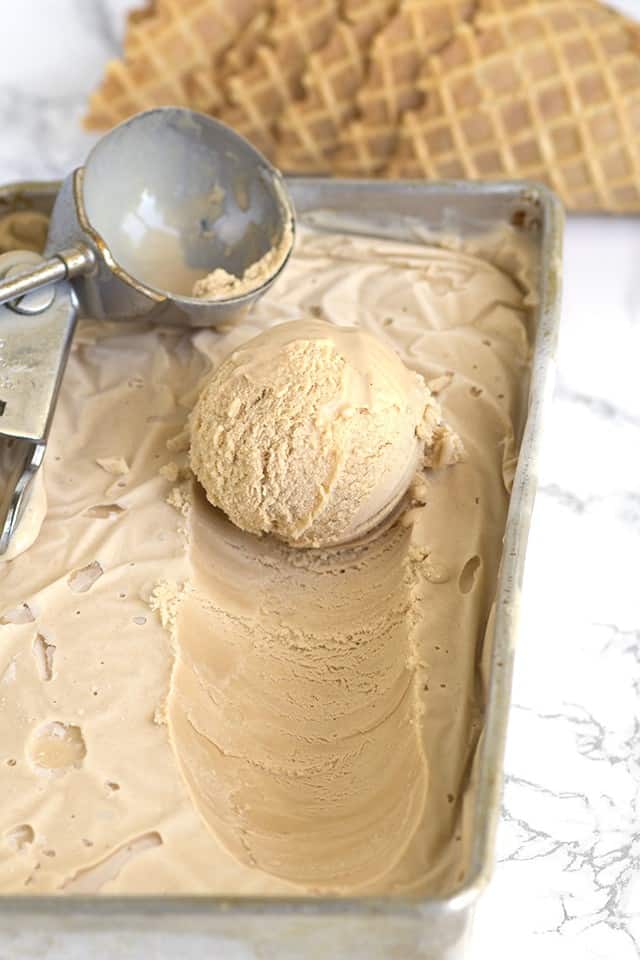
xmin=332 ymin=0 xmax=476 ymax=174
xmin=85 ymin=0 xmax=266 ymax=129
xmin=220 ymin=0 xmax=339 ymax=156
xmin=85 ymin=0 xmax=640 ymax=211
xmin=273 ymin=0 xmax=399 ymax=171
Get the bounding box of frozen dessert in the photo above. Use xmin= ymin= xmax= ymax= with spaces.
xmin=172 ymin=482 xmax=431 ymax=886
xmin=0 ymin=208 xmax=533 ymax=895
xmin=192 ymin=220 xmax=293 ymax=300
xmin=189 ymin=319 xmax=460 ymax=548
xmin=180 ymin=317 xmax=461 ymax=885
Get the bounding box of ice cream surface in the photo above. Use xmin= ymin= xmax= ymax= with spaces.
xmin=172 ymin=482 xmax=430 ymax=887
xmin=190 ymin=319 xmax=459 ymax=548
xmin=0 ymin=213 xmax=533 ymax=895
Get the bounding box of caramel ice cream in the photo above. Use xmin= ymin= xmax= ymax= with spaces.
xmin=172 ymin=486 xmax=431 ymax=887
xmin=0 ymin=215 xmax=533 ymax=895
xmin=190 ymin=319 xmax=460 ymax=548
xmin=192 ymin=220 xmax=294 ymax=300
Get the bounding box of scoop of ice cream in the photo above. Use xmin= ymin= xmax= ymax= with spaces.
xmin=192 ymin=221 xmax=294 ymax=301
xmin=189 ymin=319 xmax=454 ymax=548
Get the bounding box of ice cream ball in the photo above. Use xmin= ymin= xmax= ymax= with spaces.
xmin=189 ymin=319 xmax=458 ymax=548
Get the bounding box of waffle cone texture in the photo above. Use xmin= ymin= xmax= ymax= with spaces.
xmin=85 ymin=0 xmax=640 ymax=212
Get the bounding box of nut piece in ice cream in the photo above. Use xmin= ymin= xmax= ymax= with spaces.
xmin=189 ymin=319 xmax=458 ymax=548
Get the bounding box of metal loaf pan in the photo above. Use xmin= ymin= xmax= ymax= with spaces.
xmin=0 ymin=177 xmax=563 ymax=960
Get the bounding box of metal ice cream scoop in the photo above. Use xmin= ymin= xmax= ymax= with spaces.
xmin=0 ymin=107 xmax=295 ymax=555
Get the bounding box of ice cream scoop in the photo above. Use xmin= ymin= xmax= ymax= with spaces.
xmin=0 ymin=107 xmax=294 ymax=555
xmin=190 ymin=319 xmax=455 ymax=548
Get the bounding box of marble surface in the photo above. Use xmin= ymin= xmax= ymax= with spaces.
xmin=0 ymin=2 xmax=638 ymax=958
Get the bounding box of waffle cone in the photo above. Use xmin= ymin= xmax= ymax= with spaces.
xmin=84 ymin=0 xmax=640 ymax=212
xmin=274 ymin=0 xmax=398 ymax=172
xmin=215 ymin=0 xmax=339 ymax=157
xmin=84 ymin=0 xmax=268 ymax=131
xmin=185 ymin=6 xmax=273 ymax=114
xmin=332 ymin=0 xmax=476 ymax=175
xmin=386 ymin=0 xmax=640 ymax=211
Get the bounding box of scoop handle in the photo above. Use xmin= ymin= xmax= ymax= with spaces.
xmin=0 ymin=245 xmax=95 ymax=306
xmin=0 ymin=251 xmax=79 ymax=443
xmin=0 ymin=250 xmax=82 ymax=557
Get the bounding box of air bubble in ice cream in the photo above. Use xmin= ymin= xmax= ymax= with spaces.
xmin=28 ymin=722 xmax=86 ymax=772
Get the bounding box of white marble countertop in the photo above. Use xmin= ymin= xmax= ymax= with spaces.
xmin=0 ymin=2 xmax=638 ymax=958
